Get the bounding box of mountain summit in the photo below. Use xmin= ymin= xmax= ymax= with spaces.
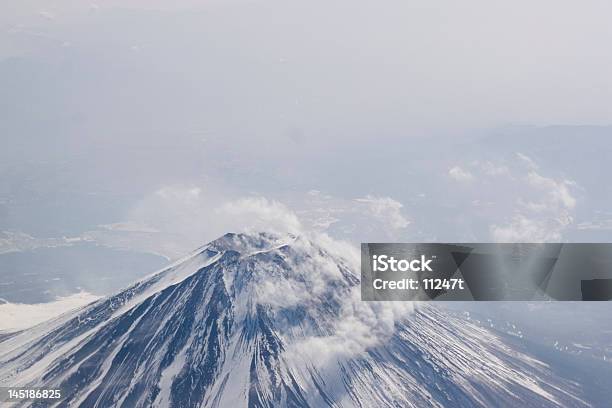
xmin=0 ymin=233 xmax=589 ymax=407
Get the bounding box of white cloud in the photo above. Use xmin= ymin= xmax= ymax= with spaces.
xmin=94 ymin=185 xmax=410 ymax=258
xmin=286 ymin=288 xmax=414 ymax=365
xmin=490 ymin=166 xmax=577 ymax=243
xmin=354 ymin=195 xmax=410 ymax=230
xmin=480 ymin=161 xmax=510 ymax=177
xmin=448 ymin=166 xmax=474 ymax=182
xmin=124 ymin=186 xmax=305 ymax=253
xmin=490 ymin=214 xmax=572 ymax=243
xmin=0 ymin=292 xmax=99 ymax=331
xmin=289 ymin=192 xmax=412 ymax=241
xmin=526 ymin=171 xmax=576 ymax=209
xmin=98 ymin=222 xmax=159 ymax=233
xmin=516 ymin=152 xmax=539 ymax=170
xmin=230 ymin=231 xmax=414 ymax=366
xmin=219 ymin=197 xmax=303 ymax=234
xmin=38 ymin=10 xmax=56 ymax=20
xmin=447 ymin=155 xmax=578 ymax=243
xmin=91 ymin=185 xmax=413 ymax=258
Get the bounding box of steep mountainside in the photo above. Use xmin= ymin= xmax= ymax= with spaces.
xmin=0 ymin=233 xmax=590 ymax=407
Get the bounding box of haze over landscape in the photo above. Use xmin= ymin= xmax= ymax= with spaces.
xmin=1 ymin=2 xmax=611 ymax=407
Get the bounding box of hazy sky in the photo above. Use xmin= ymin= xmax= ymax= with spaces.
xmin=3 ymin=0 xmax=612 ymax=129
xmin=1 ymin=0 xmax=612 ymax=256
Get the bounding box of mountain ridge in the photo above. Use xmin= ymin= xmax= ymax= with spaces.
xmin=0 ymin=232 xmax=592 ymax=407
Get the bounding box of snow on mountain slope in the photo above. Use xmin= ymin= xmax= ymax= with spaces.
xmin=0 ymin=233 xmax=590 ymax=407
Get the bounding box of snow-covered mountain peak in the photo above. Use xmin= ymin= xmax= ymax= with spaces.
xmin=207 ymin=232 xmax=295 ymax=255
xmin=198 ymin=232 xmax=358 ymax=309
xmin=0 ymin=232 xmax=594 ymax=407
